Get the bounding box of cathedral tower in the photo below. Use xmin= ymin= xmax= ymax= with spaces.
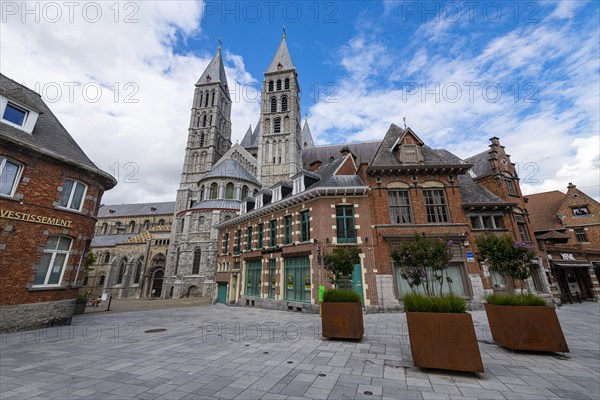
xmin=257 ymin=34 xmax=302 ymax=187
xmin=176 ymin=46 xmax=232 ymax=212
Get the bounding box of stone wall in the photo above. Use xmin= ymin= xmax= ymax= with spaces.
xmin=0 ymin=299 xmax=75 ymax=333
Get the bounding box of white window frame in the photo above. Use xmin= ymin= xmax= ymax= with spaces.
xmin=1 ymin=101 xmax=29 ymax=127
xmin=0 ymin=156 xmax=23 ymax=198
xmin=469 ymin=213 xmax=505 ymax=230
xmin=58 ymin=179 xmax=87 ymax=211
xmin=33 ymin=236 xmax=72 ymax=287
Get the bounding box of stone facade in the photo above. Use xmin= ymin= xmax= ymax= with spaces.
xmin=0 ymin=74 xmax=115 ymax=332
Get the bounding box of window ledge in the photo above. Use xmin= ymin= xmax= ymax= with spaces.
xmin=28 ymin=285 xmax=68 ymax=292
xmin=0 ymin=194 xmax=20 ymax=202
xmin=54 ymin=206 xmax=84 ymax=215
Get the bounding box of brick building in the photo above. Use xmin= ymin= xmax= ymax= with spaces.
xmin=86 ymin=202 xmax=174 ymax=299
xmin=0 ymin=74 xmax=116 ymax=332
xmin=527 ymin=183 xmax=600 ymax=303
xmin=214 ymin=124 xmax=548 ymax=312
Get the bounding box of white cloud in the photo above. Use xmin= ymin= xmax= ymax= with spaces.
xmin=0 ymin=0 xmax=258 ymax=204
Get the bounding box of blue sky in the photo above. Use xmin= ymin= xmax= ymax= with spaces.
xmin=1 ymin=1 xmax=599 ymax=202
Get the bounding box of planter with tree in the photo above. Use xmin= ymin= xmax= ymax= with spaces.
xmin=321 ymin=246 xmax=364 ymax=340
xmin=73 ymin=252 xmax=96 ymax=316
xmin=392 ymin=234 xmax=484 ymax=373
xmin=476 ymin=233 xmax=569 ymax=353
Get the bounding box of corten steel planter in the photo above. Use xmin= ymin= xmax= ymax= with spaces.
xmin=406 ymin=312 xmax=484 ymax=373
xmin=73 ymin=300 xmax=86 ymax=316
xmin=485 ymin=304 xmax=569 ymax=353
xmin=321 ymin=302 xmax=364 ymax=340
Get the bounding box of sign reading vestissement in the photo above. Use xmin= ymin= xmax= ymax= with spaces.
xmin=0 ymin=209 xmax=73 ymax=228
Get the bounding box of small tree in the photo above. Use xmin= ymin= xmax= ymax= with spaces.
xmin=475 ymin=233 xmax=536 ymax=294
xmin=390 ymin=234 xmax=453 ymax=296
xmin=322 ymin=246 xmax=360 ymax=289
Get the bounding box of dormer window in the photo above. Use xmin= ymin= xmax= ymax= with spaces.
xmin=255 ymin=195 xmax=263 ymax=209
xmin=403 ymin=145 xmax=417 ymax=162
xmin=272 ymin=187 xmax=281 ymax=202
xmin=206 ymin=75 xmax=211 ymax=83
xmin=3 ymin=102 xmax=28 ymax=126
xmin=293 ymin=177 xmax=304 ymax=195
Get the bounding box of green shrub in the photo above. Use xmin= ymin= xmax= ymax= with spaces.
xmin=75 ymin=293 xmax=86 ymax=302
xmin=402 ymin=293 xmax=467 ymax=313
xmin=485 ymin=293 xmax=547 ymax=306
xmin=323 ymin=289 xmax=361 ymax=303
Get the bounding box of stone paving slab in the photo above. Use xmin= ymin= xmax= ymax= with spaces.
xmin=1 ymin=303 xmax=599 ymax=399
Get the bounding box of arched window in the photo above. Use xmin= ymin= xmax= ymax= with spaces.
xmin=225 ymin=182 xmax=234 ymax=199
xmin=274 ymin=117 xmax=281 ymax=133
xmin=174 ymin=248 xmax=180 ymax=275
xmin=117 ymin=258 xmax=127 ymax=285
xmin=268 ymin=80 xmax=274 ymax=92
xmin=241 ymin=185 xmax=249 ymax=200
xmin=270 ymin=97 xmax=277 ymax=113
xmin=210 ymin=182 xmax=218 ymax=199
xmin=198 ymin=216 xmax=205 ymax=230
xmin=284 ymin=78 xmax=290 ymax=90
xmin=157 ymin=219 xmax=165 ymax=226
xmin=134 ymin=258 xmax=143 ymax=284
xmin=203 ymin=114 xmax=207 ymax=127
xmin=281 ymin=96 xmax=288 ymax=112
xmin=276 ymin=79 xmax=282 ymax=90
xmin=82 ymin=275 xmax=89 ymax=286
xmin=128 ymin=221 xmax=136 ymax=233
xmin=224 ymin=215 xmax=231 ymax=222
xmin=192 ymin=248 xmax=201 ymax=275
xmin=180 ymin=218 xmax=185 ymax=233
xmin=200 ymin=185 xmax=205 ymax=200
xmin=114 ymin=222 xmax=122 ymax=234
xmin=98 ymin=275 xmax=106 ymax=286
xmin=101 ymin=222 xmax=108 ymax=235
xmin=209 ymin=114 xmax=213 ymax=126
xmin=103 ymin=252 xmax=110 ymax=264
xmin=211 ymin=91 xmax=215 ymax=106
xmin=200 ymin=133 xmax=205 ymax=147
xmin=204 ymin=92 xmax=209 ymax=107
xmin=199 ymin=93 xmax=203 ymax=108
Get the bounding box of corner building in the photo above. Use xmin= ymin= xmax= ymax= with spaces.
xmin=0 ymin=74 xmax=116 ymax=332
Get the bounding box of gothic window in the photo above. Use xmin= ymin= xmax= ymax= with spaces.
xmin=180 ymin=218 xmax=185 ymax=233
xmin=211 ymin=91 xmax=215 ymax=106
xmin=199 ymin=185 xmax=205 ymax=200
xmin=158 ymin=219 xmax=165 ymax=225
xmin=204 ymin=92 xmax=209 ymax=107
xmin=101 ymin=222 xmax=108 ymax=235
xmin=117 ymin=258 xmax=127 ymax=285
xmin=284 ymin=116 xmax=290 ymax=132
xmin=210 ymin=183 xmax=218 ymax=199
xmin=203 ymin=114 xmax=207 ymax=127
xmin=209 ymin=114 xmax=213 ymax=126
xmin=103 ymin=252 xmax=110 ymax=263
xmin=268 ymin=80 xmax=274 ymax=92
xmin=199 ymin=93 xmax=203 ymax=108
xmin=198 ymin=216 xmax=205 ymax=230
xmin=192 ymin=153 xmax=200 ymax=172
xmin=192 ymin=248 xmax=201 ymax=275
xmin=274 ymin=117 xmax=281 ymax=133
xmin=276 ymin=79 xmax=282 ymax=90
xmin=241 ymin=185 xmax=249 ymax=200
xmin=225 ymin=182 xmax=234 ymax=199
xmin=195 ymin=116 xmax=200 ymax=127
xmin=98 ymin=275 xmax=106 ymax=286
xmin=200 ymin=133 xmax=205 ymax=147
xmin=143 ymin=220 xmax=150 ymax=231
xmin=270 ymin=97 xmax=277 ymax=113
xmin=284 ymin=78 xmax=290 ymax=90
xmin=128 ymin=220 xmax=136 ymax=233
xmin=175 ymin=248 xmax=180 ymax=275
xmin=134 ymin=258 xmax=143 ymax=284
xmin=281 ymin=96 xmax=288 ymax=112
xmin=264 ymin=118 xmax=270 ymax=133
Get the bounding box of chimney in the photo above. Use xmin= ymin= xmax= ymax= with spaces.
xmin=567 ymin=182 xmax=576 ymax=189
xmin=309 ymin=160 xmax=322 ymax=171
xmin=340 ymin=146 xmax=350 ymax=157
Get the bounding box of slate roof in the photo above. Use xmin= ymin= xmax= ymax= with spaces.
xmin=464 ymin=150 xmax=493 ymax=177
xmin=98 ymin=202 xmax=175 ymax=218
xmin=267 ymin=38 xmax=294 ymax=73
xmin=90 ymin=234 xmax=133 ymax=248
xmin=309 ymin=156 xmax=365 ymax=189
xmin=301 ymin=121 xmax=314 ymax=148
xmin=240 ymin=124 xmax=257 ymax=148
xmin=191 ymin=199 xmax=240 ymax=210
xmin=0 ymin=74 xmax=116 ymax=188
xmin=302 ymin=140 xmax=381 ymax=169
xmin=197 ymin=48 xmax=229 ymax=93
xmin=458 ymin=174 xmax=509 ymax=206
xmin=526 ymin=191 xmax=566 ymax=231
xmin=203 ymin=158 xmax=259 ymax=184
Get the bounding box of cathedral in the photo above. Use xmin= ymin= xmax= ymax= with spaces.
xmin=162 ymin=35 xmax=314 ymax=299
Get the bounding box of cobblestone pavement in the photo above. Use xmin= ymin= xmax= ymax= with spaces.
xmin=1 ymin=303 xmax=598 ymax=400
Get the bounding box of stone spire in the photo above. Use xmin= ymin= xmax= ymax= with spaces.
xmin=301 ymin=120 xmax=314 ymax=148
xmin=267 ymin=35 xmax=294 ymax=73
xmin=197 ymin=47 xmax=229 ymax=94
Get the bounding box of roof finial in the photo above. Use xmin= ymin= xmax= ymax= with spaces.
xmin=282 ymin=26 xmax=286 ymax=39
xmin=304 ymin=112 xmax=308 ymax=123
xmin=403 ymin=117 xmax=407 ymax=129
xmin=217 ymin=36 xmax=222 ymax=50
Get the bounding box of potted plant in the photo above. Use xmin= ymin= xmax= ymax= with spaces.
xmin=476 ymin=233 xmax=569 ymax=353
xmin=73 ymin=292 xmax=87 ymax=315
xmin=73 ymin=252 xmax=96 ymax=316
xmin=321 ymin=247 xmax=364 ymax=340
xmin=391 ymin=234 xmax=484 ymax=373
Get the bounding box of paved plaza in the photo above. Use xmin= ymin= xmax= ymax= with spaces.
xmin=1 ymin=303 xmax=599 ymax=400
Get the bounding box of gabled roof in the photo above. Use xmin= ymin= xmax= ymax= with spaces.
xmin=98 ymin=202 xmax=175 ymax=218
xmin=203 ymin=158 xmax=259 ymax=184
xmin=0 ymin=74 xmax=116 ymax=188
xmin=526 ymin=190 xmax=566 ymax=231
xmin=458 ymin=175 xmax=510 ymax=207
xmin=197 ymin=48 xmax=229 ymax=93
xmin=301 ymin=121 xmax=314 ymax=148
xmin=267 ymin=38 xmax=294 ymax=73
xmin=302 ymin=140 xmax=381 ymax=169
xmin=240 ymin=125 xmax=255 ymax=148
xmin=464 ymin=150 xmax=493 ymax=178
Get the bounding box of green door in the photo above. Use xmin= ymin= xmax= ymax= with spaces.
xmin=217 ymin=283 xmax=227 ymax=304
xmin=351 ymin=264 xmax=364 ymax=306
